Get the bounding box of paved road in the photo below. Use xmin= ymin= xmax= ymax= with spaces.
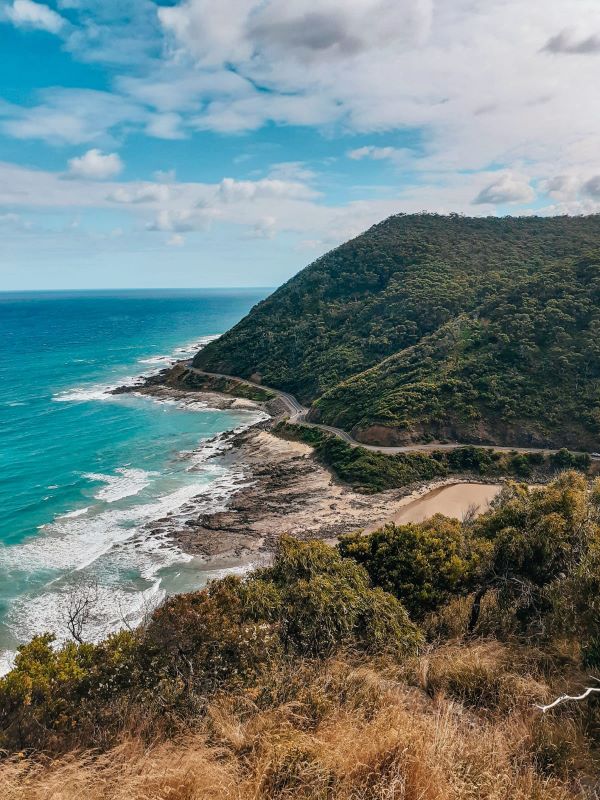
xmin=187 ymin=365 xmax=592 ymax=458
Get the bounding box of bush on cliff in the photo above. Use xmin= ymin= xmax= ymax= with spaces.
xmin=0 ymin=537 xmax=419 ymax=753
xmin=339 ymin=516 xmax=491 ymax=618
xmin=5 ymin=475 xmax=600 ymax=796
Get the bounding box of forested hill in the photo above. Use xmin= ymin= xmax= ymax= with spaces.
xmin=194 ymin=213 xmax=600 ymax=448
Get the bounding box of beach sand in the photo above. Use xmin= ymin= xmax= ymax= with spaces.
xmin=361 ymin=482 xmax=502 ymax=535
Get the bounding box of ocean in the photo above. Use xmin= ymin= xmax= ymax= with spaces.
xmin=0 ymin=289 xmax=269 ymax=673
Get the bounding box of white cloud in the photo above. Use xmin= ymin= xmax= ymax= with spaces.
xmin=268 ymin=162 xmax=316 ymax=182
xmin=67 ymin=149 xmax=124 ymax=180
xmin=146 ymin=208 xmax=209 ymax=232
xmin=2 ymin=0 xmax=600 ymax=221
xmin=159 ymin=0 xmax=432 ymax=65
xmin=154 ymin=168 xmax=177 ymax=183
xmin=148 ymin=0 xmax=600 ymax=188
xmin=252 ymin=215 xmax=277 ymax=239
xmin=166 ymin=233 xmax=185 ymax=246
xmin=348 ymin=146 xmax=395 ymax=160
xmin=158 ymin=0 xmax=256 ymax=66
xmin=473 ymin=174 xmax=536 ymax=205
xmin=107 ymin=184 xmax=169 ymax=204
xmin=5 ymin=0 xmax=65 ymax=34
xmin=0 ymin=88 xmax=145 ymax=145
xmin=0 ymin=212 xmax=21 ymax=225
xmin=218 ymin=176 xmax=319 ymax=202
xmin=582 ymin=175 xmax=600 ymax=198
xmin=0 ymin=212 xmax=32 ymax=231
xmin=347 ymin=146 xmax=412 ymax=166
xmin=145 ymin=112 xmax=186 ymax=140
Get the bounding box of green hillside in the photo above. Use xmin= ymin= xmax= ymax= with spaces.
xmin=194 ymin=213 xmax=600 ymax=447
xmin=312 ymin=254 xmax=600 ymax=448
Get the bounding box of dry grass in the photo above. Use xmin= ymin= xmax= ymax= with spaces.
xmin=416 ymin=639 xmax=551 ymax=711
xmin=1 ymin=644 xmax=591 ymax=800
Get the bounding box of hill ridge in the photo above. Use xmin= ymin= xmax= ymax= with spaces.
xmin=194 ymin=213 xmax=600 ymax=448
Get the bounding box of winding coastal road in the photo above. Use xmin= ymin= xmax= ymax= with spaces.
xmin=186 ymin=365 xmax=594 ymax=459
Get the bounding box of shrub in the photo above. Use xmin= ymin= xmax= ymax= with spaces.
xmin=339 ymin=516 xmax=490 ymax=618
xmin=266 ymin=537 xmax=421 ymax=658
xmin=419 ymin=640 xmax=549 ymax=711
xmin=0 ymin=631 xmax=139 ymax=752
xmin=143 ymin=575 xmax=283 ymax=693
xmin=468 ymin=473 xmax=600 ymax=635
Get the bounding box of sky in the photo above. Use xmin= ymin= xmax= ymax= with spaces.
xmin=1 ymin=1 xmax=600 ymax=290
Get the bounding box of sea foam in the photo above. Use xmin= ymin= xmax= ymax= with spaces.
xmin=83 ymin=467 xmax=157 ymax=503
xmin=52 ymin=334 xmax=219 ymax=404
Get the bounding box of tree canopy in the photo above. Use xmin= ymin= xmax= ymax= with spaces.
xmin=195 ymin=213 xmax=600 ymax=448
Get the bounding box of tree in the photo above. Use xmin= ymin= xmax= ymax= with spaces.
xmin=61 ymin=578 xmax=99 ymax=644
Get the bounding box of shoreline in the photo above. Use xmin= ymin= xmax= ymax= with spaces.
xmin=127 ymin=380 xmax=504 ymax=568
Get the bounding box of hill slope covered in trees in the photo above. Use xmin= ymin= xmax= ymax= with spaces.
xmin=194 ymin=214 xmax=600 ymax=447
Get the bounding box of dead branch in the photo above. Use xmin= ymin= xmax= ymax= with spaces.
xmin=536 ymin=678 xmax=600 ymax=712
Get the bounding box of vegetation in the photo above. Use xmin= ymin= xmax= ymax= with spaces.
xmin=340 ymin=472 xmax=600 ymax=646
xmin=276 ymin=421 xmax=591 ymax=492
xmin=5 ymin=473 xmax=600 ymax=797
xmin=0 ymin=537 xmax=419 ymax=754
xmin=195 ymin=213 xmax=600 ymax=448
xmin=313 ymin=253 xmax=600 ymax=448
xmin=339 ymin=516 xmax=489 ymax=618
xmin=165 ymin=364 xmax=275 ymax=401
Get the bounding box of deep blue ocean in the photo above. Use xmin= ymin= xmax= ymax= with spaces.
xmin=0 ymin=289 xmax=268 ymax=671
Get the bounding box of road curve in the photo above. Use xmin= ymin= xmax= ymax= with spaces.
xmin=187 ymin=366 xmax=591 ymax=458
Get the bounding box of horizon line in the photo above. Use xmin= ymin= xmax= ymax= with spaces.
xmin=0 ymin=286 xmax=276 ymax=294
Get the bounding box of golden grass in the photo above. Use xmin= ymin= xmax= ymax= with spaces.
xmin=1 ymin=642 xmax=591 ymax=800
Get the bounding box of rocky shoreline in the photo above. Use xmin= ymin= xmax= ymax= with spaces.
xmin=116 ymin=376 xmax=502 ymax=568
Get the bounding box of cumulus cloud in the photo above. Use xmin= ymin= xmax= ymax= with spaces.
xmin=5 ymin=0 xmax=65 ymax=33
xmin=249 ymin=2 xmax=432 ymax=62
xmin=166 ymin=233 xmax=185 ymax=246
xmin=58 ymin=0 xmax=164 ymax=67
xmin=145 ymin=207 xmax=214 ymax=232
xmin=107 ymin=184 xmax=169 ymax=204
xmin=347 ymin=146 xmax=411 ymax=165
xmin=252 ymin=215 xmax=277 ymax=239
xmin=0 ymin=212 xmax=32 ymax=231
xmin=538 ymin=174 xmax=580 ymax=199
xmin=543 ymin=29 xmax=600 ymax=54
xmin=67 ymin=149 xmax=124 ymax=180
xmin=473 ymin=174 xmax=535 ymax=205
xmin=153 ymin=168 xmax=177 ymax=183
xmin=218 ymin=177 xmax=319 ymax=202
xmin=268 ymin=162 xmax=316 ymax=182
xmin=158 ymin=0 xmax=255 ymax=66
xmin=6 ymin=0 xmax=600 ymax=202
xmin=348 ymin=146 xmax=394 ymax=160
xmin=149 ymin=0 xmax=600 ymax=185
xmin=145 ymin=112 xmax=186 ymax=140
xmin=159 ymin=0 xmax=432 ymax=64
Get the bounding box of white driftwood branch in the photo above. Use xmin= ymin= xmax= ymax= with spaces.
xmin=536 ymin=679 xmax=600 ymax=713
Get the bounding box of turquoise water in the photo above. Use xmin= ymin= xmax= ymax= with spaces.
xmin=0 ymin=289 xmax=268 ymax=671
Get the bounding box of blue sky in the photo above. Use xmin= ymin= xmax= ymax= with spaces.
xmin=1 ymin=0 xmax=599 ymax=290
